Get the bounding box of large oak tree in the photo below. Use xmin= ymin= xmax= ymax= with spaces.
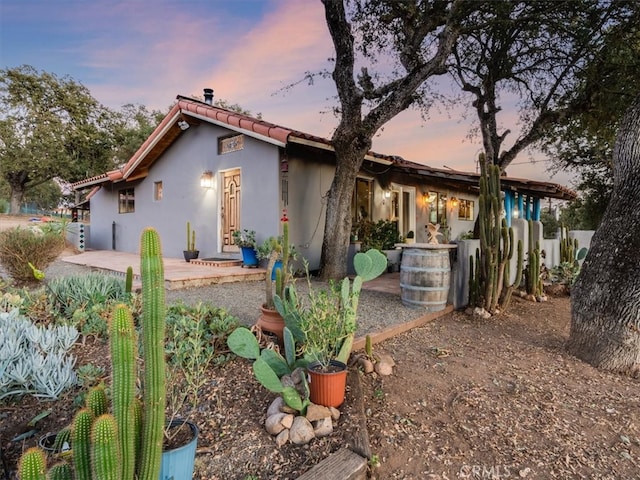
xmin=568 ymin=93 xmax=640 ymax=377
xmin=450 ymin=0 xmax=637 ymax=172
xmin=320 ymin=0 xmax=469 ymax=279
xmin=0 ymin=65 xmax=119 ymax=214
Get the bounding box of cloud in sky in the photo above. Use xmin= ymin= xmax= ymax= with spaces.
xmin=0 ymin=0 xmax=574 ymax=186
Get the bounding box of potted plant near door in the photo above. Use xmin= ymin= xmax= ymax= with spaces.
xmin=232 ymin=228 xmax=258 ymax=267
xmin=275 ymin=248 xmax=387 ymax=408
xmin=183 ymin=221 xmax=199 ymax=262
xmin=256 ymin=212 xmax=295 ymax=343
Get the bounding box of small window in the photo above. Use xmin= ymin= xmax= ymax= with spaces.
xmin=352 ymin=178 xmax=372 ymax=222
xmin=154 ymin=181 xmax=163 ymax=201
xmin=458 ymin=199 xmax=474 ymax=221
xmin=428 ymin=192 xmax=447 ymax=225
xmin=119 ymin=188 xmax=135 ymax=213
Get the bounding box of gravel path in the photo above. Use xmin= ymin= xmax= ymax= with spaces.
xmin=41 ymin=257 xmax=422 ymax=338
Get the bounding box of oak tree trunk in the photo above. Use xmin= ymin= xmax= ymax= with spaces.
xmin=568 ymin=94 xmax=640 ymax=377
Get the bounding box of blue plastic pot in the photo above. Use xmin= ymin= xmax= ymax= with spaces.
xmin=240 ymin=246 xmax=259 ymax=267
xmin=271 ymin=260 xmax=283 ymax=280
xmin=159 ymin=420 xmax=198 ymax=480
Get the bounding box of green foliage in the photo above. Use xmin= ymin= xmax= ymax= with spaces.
xmin=231 ymin=229 xmax=257 ymax=248
xmin=165 ymin=301 xmax=237 ymax=425
xmin=46 ymin=273 xmax=128 ymax=340
xmin=227 ymin=326 xmax=310 ymax=413
xmin=0 ymin=309 xmax=79 ymax=400
xmin=539 ymin=209 xmax=560 ymax=239
xmin=0 ymin=65 xmax=121 ymax=214
xmin=0 ymin=225 xmax=65 ymax=282
xmin=354 ymin=219 xmax=400 ymax=251
xmin=275 ymin=249 xmax=386 ymax=368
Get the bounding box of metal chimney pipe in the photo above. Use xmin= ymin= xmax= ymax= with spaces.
xmin=203 ymin=88 xmax=214 ymax=105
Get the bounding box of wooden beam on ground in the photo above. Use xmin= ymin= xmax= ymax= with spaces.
xmin=296 ymin=448 xmax=367 ymax=480
xmin=353 ymin=304 xmax=454 ymax=351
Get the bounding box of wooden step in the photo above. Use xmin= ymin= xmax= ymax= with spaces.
xmin=297 ymin=448 xmax=367 ymax=480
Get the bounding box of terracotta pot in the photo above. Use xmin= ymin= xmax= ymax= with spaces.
xmin=307 ymin=360 xmax=348 ymax=408
xmin=256 ymin=305 xmax=285 ymax=343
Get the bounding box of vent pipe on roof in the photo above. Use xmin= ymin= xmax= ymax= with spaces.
xmin=203 ymin=88 xmax=214 ymax=105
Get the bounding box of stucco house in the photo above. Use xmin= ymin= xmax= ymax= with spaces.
xmin=72 ymin=88 xmax=575 ymax=270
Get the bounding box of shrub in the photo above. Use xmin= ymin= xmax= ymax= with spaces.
xmin=0 ymin=309 xmax=79 ymax=400
xmin=46 ymin=273 xmax=129 ymax=341
xmin=355 ymin=219 xmax=400 ymax=251
xmin=0 ymin=225 xmax=66 ymax=282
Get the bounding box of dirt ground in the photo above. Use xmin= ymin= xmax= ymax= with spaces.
xmin=1 ymin=215 xmax=639 ymax=479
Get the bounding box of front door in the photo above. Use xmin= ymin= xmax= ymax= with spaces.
xmin=222 ymin=169 xmax=241 ymax=252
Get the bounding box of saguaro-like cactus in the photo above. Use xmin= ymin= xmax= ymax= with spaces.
xmin=19 ymin=228 xmax=167 ymax=480
xmin=525 ymin=219 xmax=543 ymax=296
xmin=471 ymin=155 xmax=523 ymax=314
xmin=138 ymin=227 xmax=166 ymax=480
xmin=559 ymin=224 xmax=578 ymax=263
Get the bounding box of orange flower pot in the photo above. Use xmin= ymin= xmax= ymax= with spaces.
xmin=308 ymin=360 xmax=348 ymax=408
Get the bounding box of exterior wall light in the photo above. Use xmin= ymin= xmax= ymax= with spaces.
xmin=178 ymin=120 xmax=190 ymax=131
xmin=200 ymin=171 xmax=213 ymax=189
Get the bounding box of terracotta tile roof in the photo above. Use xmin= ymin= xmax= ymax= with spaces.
xmin=71 ymin=94 xmax=575 ymax=200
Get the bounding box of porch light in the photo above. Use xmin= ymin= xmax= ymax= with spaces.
xmin=384 ymin=190 xmax=391 ymax=199
xmin=423 ymin=191 xmax=436 ymax=205
xmin=200 ymin=170 xmax=213 ymax=189
xmin=450 ymin=197 xmax=459 ymax=207
xmin=177 ymin=120 xmax=190 ymax=131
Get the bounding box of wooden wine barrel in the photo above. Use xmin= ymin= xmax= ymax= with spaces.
xmin=399 ymin=245 xmax=455 ymax=311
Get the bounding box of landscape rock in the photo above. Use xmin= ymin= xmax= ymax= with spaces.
xmin=359 ymin=357 xmax=374 ymax=373
xmin=329 ymin=407 xmax=341 ymax=422
xmin=266 ymin=397 xmax=285 ymax=417
xmin=375 ymin=359 xmax=394 ymax=376
xmin=280 ymin=413 xmax=294 ymax=429
xmin=305 ymin=403 xmax=332 ymax=422
xmin=376 ymin=353 xmax=395 ymax=367
xmin=265 ymin=413 xmax=289 ymax=435
xmin=313 ymin=417 xmax=333 ymax=437
xmin=473 ymin=307 xmax=491 ymax=319
xmin=275 ymin=429 xmax=289 ymax=448
xmin=289 ymin=416 xmax=315 ymax=444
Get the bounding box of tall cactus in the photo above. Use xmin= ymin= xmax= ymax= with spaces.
xmin=471 ymin=154 xmax=523 ymax=314
xmin=559 ymin=224 xmax=577 ymax=263
xmin=110 ymin=304 xmax=137 ymax=480
xmin=138 ymin=227 xmax=166 ymax=480
xmin=525 ymin=219 xmax=543 ymax=296
xmin=18 ymin=228 xmax=167 ymax=480
xmin=264 ymin=211 xmax=292 ymax=309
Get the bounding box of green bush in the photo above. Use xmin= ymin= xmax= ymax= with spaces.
xmin=354 ymin=219 xmax=400 ymax=251
xmin=46 ymin=273 xmax=129 ymax=340
xmin=0 ymin=225 xmax=66 ymax=282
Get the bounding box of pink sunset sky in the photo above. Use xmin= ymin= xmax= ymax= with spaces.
xmin=0 ymin=0 xmax=574 ymax=187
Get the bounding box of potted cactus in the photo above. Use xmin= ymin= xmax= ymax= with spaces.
xmin=255 ymin=211 xmax=295 ymax=343
xmin=274 ymin=248 xmax=387 ymax=408
xmin=183 ymin=221 xmax=199 ymax=262
xmin=18 ymin=228 xmax=198 ymax=480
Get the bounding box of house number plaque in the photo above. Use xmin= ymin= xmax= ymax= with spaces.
xmin=219 ymin=134 xmax=244 ymax=154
